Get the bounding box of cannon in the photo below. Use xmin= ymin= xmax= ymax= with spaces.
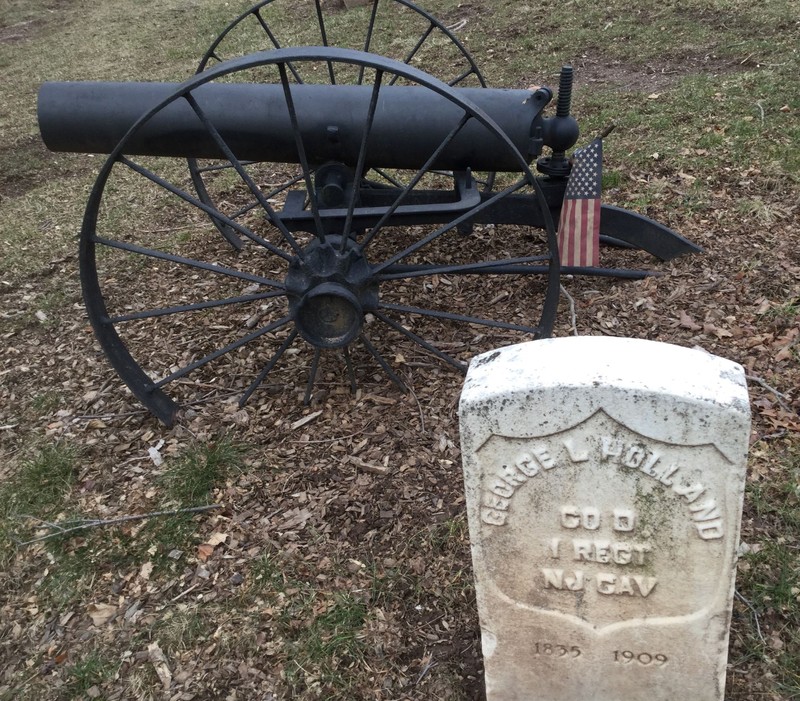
xmin=37 ymin=0 xmax=700 ymax=426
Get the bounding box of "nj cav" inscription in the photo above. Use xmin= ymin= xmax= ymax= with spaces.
xmin=541 ymin=569 xmax=658 ymax=597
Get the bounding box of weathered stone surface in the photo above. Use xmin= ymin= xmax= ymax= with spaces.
xmin=459 ymin=337 xmax=750 ymax=701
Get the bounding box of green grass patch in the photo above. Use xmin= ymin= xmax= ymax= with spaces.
xmin=1 ymin=442 xmax=78 ymax=515
xmin=62 ymin=648 xmax=118 ymax=699
xmin=0 ymin=438 xmax=244 ymax=599
xmin=149 ymin=607 xmax=212 ymax=654
xmin=0 ymin=443 xmax=79 ymax=562
xmin=284 ymin=591 xmax=368 ymax=696
xmin=29 ymin=390 xmax=63 ymax=414
xmin=765 ymin=299 xmax=800 ymax=321
xmin=160 ymin=438 xmax=246 ymax=506
xmin=250 ymin=551 xmax=288 ymax=592
xmin=737 ymin=448 xmax=800 ymax=694
xmin=744 ymin=541 xmax=800 ymax=613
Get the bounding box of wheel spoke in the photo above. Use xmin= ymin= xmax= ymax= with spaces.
xmin=387 ymin=22 xmax=435 ymax=86
xmin=374 ymin=310 xmax=466 ymax=372
xmin=313 ymin=0 xmax=336 ymax=84
xmin=229 ymin=200 xmax=261 ymax=221
xmin=119 ymin=156 xmax=294 ymax=262
xmin=341 ymin=69 xmax=384 ymax=249
xmin=194 ymin=160 xmax=258 ymax=174
xmin=370 ymin=168 xmax=404 ymax=188
xmin=228 ymin=171 xmax=310 ymax=221
xmin=94 ymin=235 xmax=284 ymax=289
xmin=378 ymin=256 xmax=552 ymax=280
xmin=357 ymin=0 xmax=382 ymax=85
xmin=343 ymin=346 xmax=357 ymax=393
xmin=153 ymin=315 xmax=292 ymax=389
xmin=239 ymin=328 xmax=299 ymax=406
xmin=372 ymin=179 xmax=528 ymax=273
xmin=448 ymin=67 xmax=476 ymax=87
xmin=110 ymin=290 xmax=284 ymax=323
xmin=359 ymin=113 xmax=471 ymax=250
xmin=277 ymin=63 xmax=326 ymax=241
xmin=304 ymin=347 xmax=322 ymax=404
xmin=379 ymin=302 xmax=541 ymax=335
xmin=359 ymin=333 xmax=406 ymax=391
xmin=253 ymin=8 xmax=304 ymax=83
xmin=184 ymin=93 xmax=304 ymax=256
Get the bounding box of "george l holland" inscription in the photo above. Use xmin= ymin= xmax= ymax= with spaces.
xmin=480 ymin=431 xmax=725 ymax=542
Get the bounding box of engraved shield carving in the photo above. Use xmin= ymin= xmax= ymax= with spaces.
xmin=474 ymin=410 xmax=735 ymax=630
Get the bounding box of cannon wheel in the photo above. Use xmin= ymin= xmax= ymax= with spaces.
xmin=190 ymin=0 xmax=490 ymax=249
xmin=80 ymin=48 xmax=559 ymax=425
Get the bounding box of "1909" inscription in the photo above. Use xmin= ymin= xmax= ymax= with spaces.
xmin=613 ymin=650 xmax=669 ymax=666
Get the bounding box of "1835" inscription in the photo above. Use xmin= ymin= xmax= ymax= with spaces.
xmin=533 ymin=642 xmax=582 ymax=658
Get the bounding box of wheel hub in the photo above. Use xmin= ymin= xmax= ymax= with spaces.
xmin=285 ymin=235 xmax=378 ymax=349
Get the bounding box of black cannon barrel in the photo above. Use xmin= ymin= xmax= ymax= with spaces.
xmin=38 ymin=81 xmax=548 ymax=172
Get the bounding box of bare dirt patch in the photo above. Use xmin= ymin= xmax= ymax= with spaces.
xmin=0 ymin=18 xmax=44 ymax=43
xmin=572 ymin=52 xmax=747 ymax=91
xmin=0 ymin=136 xmax=88 ymax=201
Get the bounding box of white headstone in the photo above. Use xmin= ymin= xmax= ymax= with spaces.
xmin=459 ymin=337 xmax=750 ymax=701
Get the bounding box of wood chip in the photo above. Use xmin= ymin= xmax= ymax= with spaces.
xmin=349 ymin=455 xmax=391 ymax=475
xmin=290 ymin=410 xmax=323 ymax=430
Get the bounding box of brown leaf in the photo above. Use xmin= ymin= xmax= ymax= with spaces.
xmin=206 ymin=532 xmax=228 ymax=547
xmin=197 ymin=543 xmax=215 ymax=562
xmin=147 ymin=642 xmax=172 ymax=690
xmin=769 ymin=634 xmax=785 ymax=651
xmin=678 ymin=310 xmax=701 ymax=331
xmin=138 ymin=561 xmax=153 ymax=581
xmin=87 ymin=603 xmax=117 ymax=626
xmin=278 ymin=508 xmax=314 ymax=531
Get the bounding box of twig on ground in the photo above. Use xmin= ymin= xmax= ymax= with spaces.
xmin=598 ymin=123 xmax=616 ymax=139
xmin=290 ymin=420 xmax=375 ymax=444
xmin=70 ymin=409 xmax=149 ymax=421
xmin=170 ymin=583 xmax=202 ymax=603
xmin=446 ymin=18 xmax=468 ymax=32
xmin=415 ymin=654 xmax=438 ymax=684
xmin=756 ymin=430 xmax=788 ymax=442
xmin=406 ymin=382 xmax=427 ymax=434
xmin=12 ymin=504 xmax=222 ymax=547
xmin=745 ymin=374 xmax=792 ymax=412
xmin=560 ymin=285 xmax=579 ymax=336
xmin=735 ymin=589 xmax=766 ymax=645
xmin=755 ymin=101 xmax=765 ymax=126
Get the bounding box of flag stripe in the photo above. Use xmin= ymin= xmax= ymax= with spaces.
xmin=557 ymin=138 xmax=602 ymax=267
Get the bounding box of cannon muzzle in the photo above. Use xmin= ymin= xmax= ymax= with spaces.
xmin=39 ymin=81 xmax=553 ymax=172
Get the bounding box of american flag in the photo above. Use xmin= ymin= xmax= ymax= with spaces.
xmin=557 ymin=138 xmax=602 ymax=267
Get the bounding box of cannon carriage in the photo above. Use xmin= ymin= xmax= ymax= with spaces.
xmin=37 ymin=0 xmax=699 ymax=425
